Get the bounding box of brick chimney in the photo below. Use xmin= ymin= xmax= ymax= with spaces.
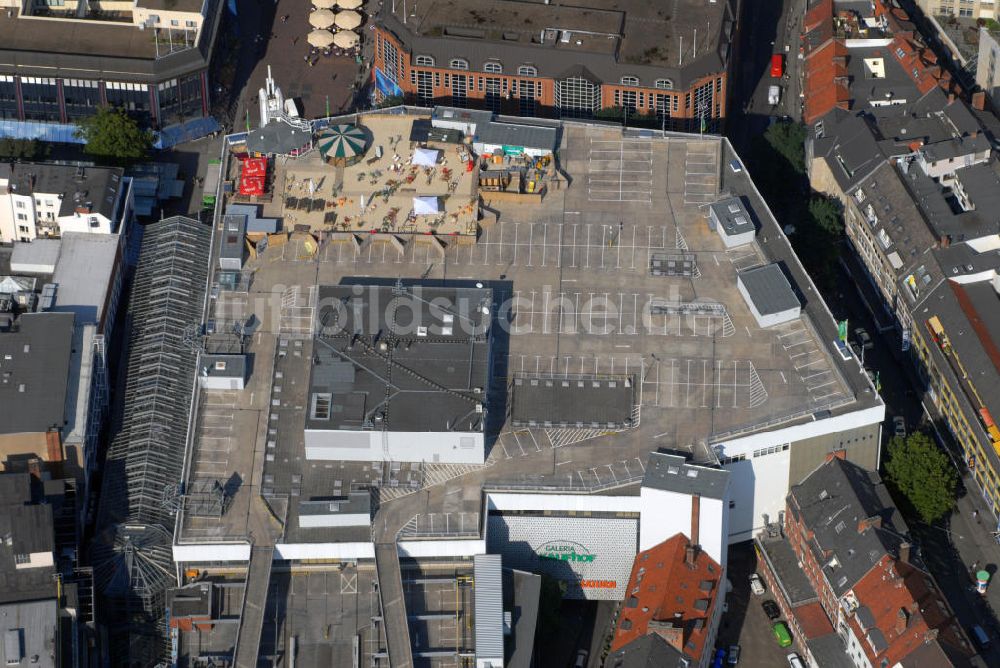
xmin=691 ymin=494 xmax=701 ymax=547
xmin=648 ymin=621 xmax=685 ymax=652
xmin=685 ymin=543 xmax=698 ymax=567
xmin=857 ymin=515 xmax=883 ymax=533
xmin=896 ymin=607 xmax=910 ymax=635
xmin=972 ymin=91 xmax=986 ymax=111
xmin=898 ymin=542 xmax=911 ymax=563
xmin=824 ymin=450 xmax=847 ymax=463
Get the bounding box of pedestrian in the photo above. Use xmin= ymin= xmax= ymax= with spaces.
xmin=974 ymin=510 xmax=979 ymax=519
xmin=281 ymin=14 xmax=288 ymax=22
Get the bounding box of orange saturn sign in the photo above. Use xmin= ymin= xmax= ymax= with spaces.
xmin=580 ymin=580 xmax=617 ymax=589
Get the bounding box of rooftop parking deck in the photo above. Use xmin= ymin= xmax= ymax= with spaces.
xmin=177 ymin=119 xmax=878 ymax=552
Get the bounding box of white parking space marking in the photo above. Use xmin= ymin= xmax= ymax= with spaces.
xmin=640 ymin=358 xmax=768 ymax=409
xmin=587 ymin=138 xmax=654 ymax=203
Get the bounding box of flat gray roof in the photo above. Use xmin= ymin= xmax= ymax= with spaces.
xmin=50 ymin=232 xmax=120 ymax=327
xmin=9 ymin=240 xmax=61 ymax=273
xmin=738 ymin=263 xmax=801 ymax=315
xmin=473 ymin=554 xmax=503 ymax=662
xmin=298 ymin=491 xmax=370 ymax=517
xmin=642 ymin=452 xmax=729 ymax=499
xmin=475 ymin=120 xmax=557 ymax=152
xmin=509 ymin=373 xmax=636 ymax=429
xmin=380 ymin=0 xmax=734 ymax=79
xmin=199 ymin=353 xmax=247 ymax=380
xmin=710 ymin=196 xmax=755 ymax=237
xmin=0 ymin=312 xmax=74 ymax=435
xmin=308 ymin=283 xmax=492 ymax=433
xmin=0 ymin=599 xmax=58 ymax=668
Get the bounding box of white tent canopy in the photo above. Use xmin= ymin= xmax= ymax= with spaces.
xmin=412 ymin=196 xmax=441 ymax=215
xmin=411 ymin=147 xmax=440 ymax=167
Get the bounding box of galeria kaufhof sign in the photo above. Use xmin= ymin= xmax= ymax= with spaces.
xmin=536 ymin=540 xmax=596 ymax=563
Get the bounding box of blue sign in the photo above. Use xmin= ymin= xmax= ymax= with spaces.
xmin=374 ymin=68 xmax=403 ymax=100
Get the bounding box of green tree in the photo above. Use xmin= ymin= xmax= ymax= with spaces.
xmin=75 ymin=106 xmax=152 ymax=163
xmin=808 ymin=195 xmax=843 ymax=236
xmin=762 ymin=121 xmax=808 ymax=174
xmin=0 ymin=138 xmax=47 ymax=160
xmin=885 ymin=432 xmax=958 ymax=524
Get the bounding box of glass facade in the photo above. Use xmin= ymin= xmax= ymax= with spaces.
xmin=20 ymin=77 xmax=60 ymax=122
xmin=0 ymin=76 xmax=17 ymax=120
xmin=555 ymin=76 xmax=599 ymax=118
xmin=105 ymin=81 xmax=150 ymax=118
xmin=450 ymin=73 xmax=467 ymax=108
xmin=63 ymin=79 xmax=101 ymax=120
xmin=416 ymin=71 xmax=433 ymax=104
xmin=485 ymin=77 xmax=502 ymax=113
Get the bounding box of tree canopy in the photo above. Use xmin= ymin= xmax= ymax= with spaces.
xmin=75 ymin=106 xmax=153 ymax=163
xmin=884 ymin=431 xmax=958 ymax=524
xmin=0 ymin=138 xmax=47 ymax=160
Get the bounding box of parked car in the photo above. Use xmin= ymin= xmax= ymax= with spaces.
xmin=727 ymin=645 xmax=741 ymax=665
xmin=711 ymin=648 xmax=726 ymax=668
xmin=749 ymin=573 xmax=766 ymax=596
xmin=855 ymin=327 xmax=873 ymax=350
xmin=773 ymin=622 xmax=793 ymax=647
xmin=893 ymin=416 xmax=907 ymax=438
xmin=574 ymin=650 xmax=589 ymax=668
xmin=787 ymin=653 xmax=806 ymax=668
xmin=762 ymin=600 xmax=781 ymax=620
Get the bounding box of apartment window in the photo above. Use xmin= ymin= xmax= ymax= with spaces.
xmin=15 ymin=201 xmax=24 ymax=209
xmin=414 ymin=54 xmax=435 ymax=66
xmin=18 ymin=225 xmax=28 ymax=234
xmin=451 ymin=74 xmax=468 ymax=107
xmin=620 ymin=89 xmax=637 ymax=112
xmin=518 ymin=65 xmax=537 ymax=77
xmin=382 ymin=40 xmax=399 ymax=83
xmin=16 ymin=214 xmax=26 ymax=222
xmin=185 ymin=20 xmax=196 ymax=28
xmin=449 ymin=58 xmax=469 ymax=70
xmin=620 ymin=75 xmax=640 ymax=86
xmin=555 ymin=75 xmax=599 ymax=118
xmin=655 ymin=78 xmax=674 ymax=90
xmin=484 ymin=61 xmax=502 ymax=74
xmin=170 ymin=19 xmax=179 ymax=26
xmin=416 ymin=71 xmax=433 ymax=102
xmin=485 ymin=77 xmax=502 ymax=112
xmin=149 ymin=13 xmax=159 ymax=22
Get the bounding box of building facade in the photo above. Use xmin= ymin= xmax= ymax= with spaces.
xmin=371 ymin=0 xmax=736 ymax=132
xmin=756 ymin=454 xmax=976 ymax=667
xmin=917 ymin=0 xmax=996 ymax=19
xmin=0 ymin=163 xmax=134 ymax=243
xmin=0 ymin=0 xmax=222 ymax=140
xmin=976 ymin=26 xmax=1000 ymax=108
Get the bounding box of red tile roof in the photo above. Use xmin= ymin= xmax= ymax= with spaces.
xmin=610 ymin=533 xmax=722 ymax=661
xmin=793 ymin=601 xmax=835 ymax=639
xmin=803 ymin=41 xmax=851 ymax=125
xmin=847 ymin=558 xmax=974 ymax=665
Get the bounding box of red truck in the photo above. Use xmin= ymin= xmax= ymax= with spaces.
xmin=770 ymin=53 xmax=784 ymax=78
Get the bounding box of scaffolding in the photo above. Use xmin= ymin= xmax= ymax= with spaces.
xmin=93 ymin=216 xmax=212 ymax=664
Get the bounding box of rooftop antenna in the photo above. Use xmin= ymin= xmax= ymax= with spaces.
xmin=679 ymin=36 xmax=683 ymax=66
xmin=694 ymin=29 xmax=697 ymax=56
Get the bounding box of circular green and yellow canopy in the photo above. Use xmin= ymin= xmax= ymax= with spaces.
xmin=317 ymin=124 xmax=367 ymax=159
